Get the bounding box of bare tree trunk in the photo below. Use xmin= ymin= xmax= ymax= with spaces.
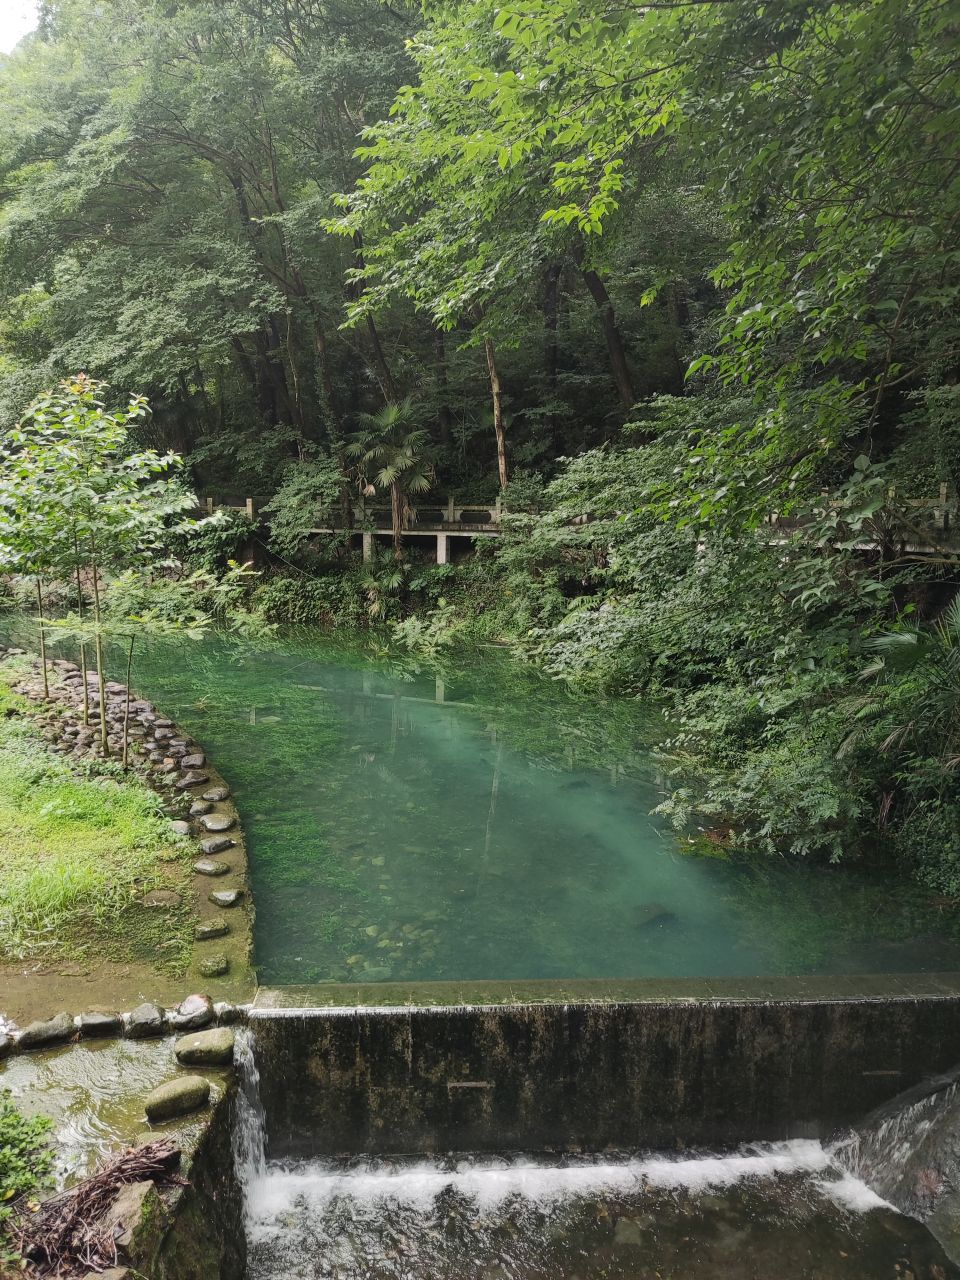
xmin=474 ymin=308 xmax=508 ymax=488
xmin=352 ymin=232 xmax=398 ymax=402
xmin=434 ymin=327 xmax=453 ymax=446
xmin=392 ymin=480 xmax=405 ymax=560
xmin=544 ymin=263 xmax=562 ymax=449
xmin=313 ymin=323 xmax=353 ymax=530
xmin=571 ymin=240 xmax=634 ymax=409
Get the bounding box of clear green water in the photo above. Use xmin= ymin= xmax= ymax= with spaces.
xmin=13 ymin=624 xmax=960 ymax=984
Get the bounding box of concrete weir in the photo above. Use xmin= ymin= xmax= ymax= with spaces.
xmin=250 ymin=973 xmax=960 ymax=1158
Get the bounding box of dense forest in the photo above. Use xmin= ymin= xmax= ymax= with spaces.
xmin=1 ymin=0 xmax=959 ymax=885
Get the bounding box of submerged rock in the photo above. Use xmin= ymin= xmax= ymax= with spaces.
xmin=144 ymin=1075 xmax=210 ymax=1121
xmin=199 ymin=813 xmax=234 ymax=833
xmin=18 ymin=1011 xmax=75 ymax=1049
xmin=78 ymin=1011 xmax=122 ymax=1039
xmin=125 ymin=1003 xmax=165 ymax=1039
xmin=193 ymin=859 xmax=231 ymax=877
xmin=175 ymin=1026 xmax=234 ymax=1065
xmin=198 ymin=955 xmax=229 ymax=978
xmin=632 ymin=902 xmax=676 ymax=929
xmin=195 ymin=921 xmax=229 ymax=941
xmin=201 ymin=836 xmax=235 ymax=856
xmin=214 ymin=1001 xmax=242 ymax=1024
xmin=360 ymin=966 xmax=393 ymax=982
xmin=167 ymin=993 xmax=214 ymax=1031
xmin=209 ymin=889 xmax=242 ymax=908
xmin=0 ymin=1034 xmax=13 ymax=1060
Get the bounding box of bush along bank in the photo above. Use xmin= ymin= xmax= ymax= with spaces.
xmin=0 ymin=649 xmax=254 ymax=1014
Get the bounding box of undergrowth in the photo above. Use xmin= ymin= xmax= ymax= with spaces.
xmin=0 ymin=659 xmax=190 ymax=966
xmin=0 ymin=1089 xmax=53 ymax=1266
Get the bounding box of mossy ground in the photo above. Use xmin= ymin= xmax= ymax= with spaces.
xmin=0 ymin=657 xmax=195 ymax=976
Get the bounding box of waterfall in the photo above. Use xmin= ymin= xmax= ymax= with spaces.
xmin=832 ymin=1065 xmax=960 ymax=1262
xmin=233 ymin=1026 xmax=267 ymax=1213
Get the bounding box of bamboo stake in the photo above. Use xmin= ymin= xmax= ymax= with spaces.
xmin=35 ymin=578 xmax=49 ymax=699
xmin=122 ymin=634 xmax=134 ymax=769
xmin=88 ymin=536 xmax=109 ymax=756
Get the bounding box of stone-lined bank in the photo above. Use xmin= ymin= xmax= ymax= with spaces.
xmin=0 ymin=648 xmax=256 ymax=1022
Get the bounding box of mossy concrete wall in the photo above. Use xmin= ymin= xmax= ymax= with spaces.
xmin=251 ymin=975 xmax=960 ymax=1157
xmin=125 ymin=1083 xmax=245 ymax=1280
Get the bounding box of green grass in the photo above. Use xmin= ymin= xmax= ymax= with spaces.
xmin=0 ymin=658 xmax=190 ymax=964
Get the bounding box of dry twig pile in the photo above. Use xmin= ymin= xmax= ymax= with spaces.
xmin=12 ymin=1139 xmax=185 ymax=1276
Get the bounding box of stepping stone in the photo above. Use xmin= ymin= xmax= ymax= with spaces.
xmin=181 ymin=753 xmax=206 ymax=769
xmin=203 ymin=787 xmax=230 ymax=802
xmin=144 ymin=1075 xmax=210 ymax=1122
xmin=209 ymin=889 xmax=242 ymax=908
xmin=193 ymin=859 xmax=231 ymax=877
xmin=176 ymin=770 xmax=210 ymax=790
xmin=167 ymin=993 xmax=214 ymax=1031
xmin=201 ymin=836 xmax=235 ymax=856
xmin=195 ymin=921 xmax=229 ymax=941
xmin=175 ymin=1027 xmax=234 ymax=1065
xmin=199 ymin=813 xmax=234 ymax=833
xmin=125 ymin=1003 xmax=165 ymax=1039
xmin=197 ymin=955 xmax=229 ymax=979
xmin=18 ymin=1011 xmax=74 ymax=1049
xmin=190 ymin=800 xmax=212 ymax=816
xmin=169 ymin=820 xmax=192 ymax=836
xmin=78 ymin=1011 xmax=122 ymax=1039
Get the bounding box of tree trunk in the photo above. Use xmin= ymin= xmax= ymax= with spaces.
xmin=434 ymin=327 xmax=453 ymax=446
xmin=352 ymin=232 xmax=398 ymax=402
xmin=571 ymin=240 xmax=634 ymax=409
xmin=474 ymin=308 xmax=509 ymax=488
xmin=391 ymin=479 xmax=406 ymax=560
xmin=544 ymin=263 xmax=562 ymax=448
xmin=314 ymin=323 xmax=353 ymax=530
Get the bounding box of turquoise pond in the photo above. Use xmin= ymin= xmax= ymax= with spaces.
xmin=11 ymin=625 xmax=960 ymax=984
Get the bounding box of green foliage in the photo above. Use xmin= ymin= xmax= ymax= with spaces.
xmin=263 ymin=457 xmax=345 ymax=560
xmin=0 ymin=1088 xmax=53 ymax=1262
xmin=167 ymin=509 xmax=257 ymax=576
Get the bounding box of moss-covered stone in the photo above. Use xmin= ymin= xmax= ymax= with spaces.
xmin=174 ymin=1029 xmax=235 ymax=1067
xmin=144 ymin=1076 xmax=210 ymax=1122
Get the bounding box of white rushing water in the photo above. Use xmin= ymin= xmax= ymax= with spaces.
xmin=234 ymin=1141 xmax=944 ymax=1280
xmin=232 ymin=1037 xmax=956 ymax=1279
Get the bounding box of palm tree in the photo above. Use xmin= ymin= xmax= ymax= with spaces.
xmin=346 ymin=398 xmax=434 ymax=559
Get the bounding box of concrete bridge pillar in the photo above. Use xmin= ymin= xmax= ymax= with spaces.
xmin=436 ymin=533 xmax=450 ymax=564
xmin=362 ymin=532 xmax=373 ymax=563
